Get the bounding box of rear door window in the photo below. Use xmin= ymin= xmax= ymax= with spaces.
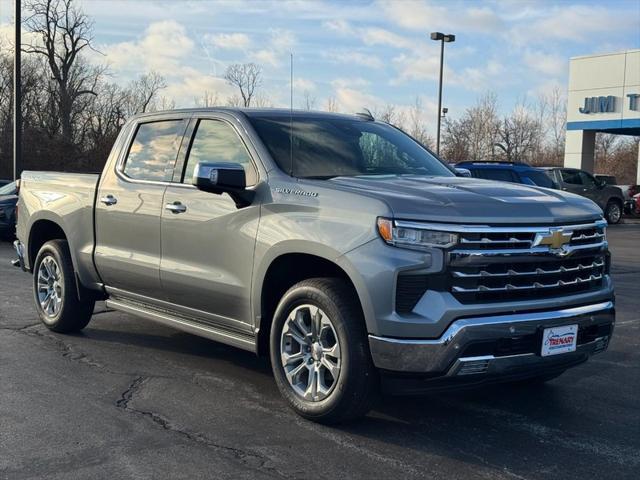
xmin=560 ymin=170 xmax=583 ymax=185
xmin=123 ymin=120 xmax=187 ymax=182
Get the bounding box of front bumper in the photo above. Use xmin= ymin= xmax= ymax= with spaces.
xmin=369 ymin=301 xmax=614 ymax=383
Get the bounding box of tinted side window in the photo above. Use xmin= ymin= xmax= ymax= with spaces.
xmin=124 ymin=121 xmax=186 ymax=182
xmin=473 ymin=169 xmax=519 ymax=183
xmin=560 ymin=170 xmax=582 ymax=185
xmin=579 ymin=172 xmax=596 ymax=188
xmin=183 ymin=120 xmax=257 ymax=185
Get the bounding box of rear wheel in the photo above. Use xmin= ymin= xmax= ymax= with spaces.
xmin=33 ymin=240 xmax=94 ymax=333
xmin=270 ymin=278 xmax=377 ymax=424
xmin=604 ymin=200 xmax=622 ymax=224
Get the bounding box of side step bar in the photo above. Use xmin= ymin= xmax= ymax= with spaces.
xmin=105 ymin=298 xmax=257 ymax=353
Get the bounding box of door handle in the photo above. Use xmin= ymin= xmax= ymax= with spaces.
xmin=100 ymin=194 xmax=117 ymax=206
xmin=165 ymin=201 xmax=187 ymax=214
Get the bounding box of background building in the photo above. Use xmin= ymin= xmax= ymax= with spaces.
xmin=565 ymin=49 xmax=640 ymax=183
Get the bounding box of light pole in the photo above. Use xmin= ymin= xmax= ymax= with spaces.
xmin=14 ymin=0 xmax=22 ymax=181
xmin=430 ymin=32 xmax=455 ymax=156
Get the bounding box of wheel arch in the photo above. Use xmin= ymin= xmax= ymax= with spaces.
xmin=255 ymin=249 xmax=368 ymax=356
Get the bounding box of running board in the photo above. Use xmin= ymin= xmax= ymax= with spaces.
xmin=105 ymin=298 xmax=257 ymax=353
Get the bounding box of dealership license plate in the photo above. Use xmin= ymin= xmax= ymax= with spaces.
xmin=541 ymin=324 xmax=578 ymax=356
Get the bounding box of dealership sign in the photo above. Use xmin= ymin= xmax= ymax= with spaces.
xmin=579 ymin=93 xmax=640 ymax=114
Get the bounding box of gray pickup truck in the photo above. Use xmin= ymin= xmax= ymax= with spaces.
xmin=14 ymin=108 xmax=615 ymax=423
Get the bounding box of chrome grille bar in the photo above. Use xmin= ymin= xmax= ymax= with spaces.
xmin=452 ymin=273 xmax=603 ymax=294
xmin=452 ymin=259 xmax=605 ymax=278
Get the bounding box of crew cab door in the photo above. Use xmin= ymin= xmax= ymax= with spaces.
xmin=159 ymin=116 xmax=261 ymax=331
xmin=95 ymin=117 xmax=188 ymax=297
xmin=558 ymin=169 xmax=604 ymax=208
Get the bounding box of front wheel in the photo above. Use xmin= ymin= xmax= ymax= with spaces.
xmin=33 ymin=240 xmax=95 ymax=333
xmin=604 ymin=200 xmax=622 ymax=224
xmin=270 ymin=278 xmax=377 ymax=424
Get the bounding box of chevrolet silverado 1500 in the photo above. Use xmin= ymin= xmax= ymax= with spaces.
xmin=14 ymin=108 xmax=615 ymax=423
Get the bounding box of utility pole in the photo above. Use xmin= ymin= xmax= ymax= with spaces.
xmin=430 ymin=32 xmax=455 ymax=156
xmin=14 ymin=0 xmax=22 ymax=181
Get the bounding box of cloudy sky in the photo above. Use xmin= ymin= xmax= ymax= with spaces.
xmin=2 ymin=0 xmax=640 ymax=129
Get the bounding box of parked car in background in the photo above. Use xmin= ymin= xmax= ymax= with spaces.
xmin=456 ymin=161 xmax=557 ymax=188
xmin=0 ymin=179 xmax=12 ymax=188
xmin=619 ymin=184 xmax=640 ymax=214
xmin=542 ymin=168 xmax=625 ymax=224
xmin=0 ymin=181 xmax=19 ymax=239
xmin=631 ymin=193 xmax=640 ymax=215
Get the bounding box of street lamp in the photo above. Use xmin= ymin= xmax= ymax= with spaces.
xmin=14 ymin=0 xmax=22 ymax=181
xmin=430 ymin=32 xmax=455 ymax=156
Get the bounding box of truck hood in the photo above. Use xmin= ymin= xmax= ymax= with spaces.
xmin=327 ymin=175 xmax=603 ymax=224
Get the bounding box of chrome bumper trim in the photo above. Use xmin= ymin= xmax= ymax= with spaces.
xmin=368 ymin=301 xmax=614 ymax=373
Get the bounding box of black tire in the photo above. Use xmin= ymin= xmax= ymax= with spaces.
xmin=604 ymin=200 xmax=622 ymax=224
xmin=270 ymin=278 xmax=377 ymax=424
xmin=506 ymin=370 xmax=565 ymax=386
xmin=33 ymin=239 xmax=94 ymax=333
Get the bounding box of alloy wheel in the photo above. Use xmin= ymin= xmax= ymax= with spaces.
xmin=280 ymin=304 xmax=342 ymax=402
xmin=37 ymin=255 xmax=63 ymax=318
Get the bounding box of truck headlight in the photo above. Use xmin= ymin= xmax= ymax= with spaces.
xmin=377 ymin=218 xmax=458 ymax=250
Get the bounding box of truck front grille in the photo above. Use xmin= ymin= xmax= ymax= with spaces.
xmin=449 ymin=221 xmax=608 ymax=304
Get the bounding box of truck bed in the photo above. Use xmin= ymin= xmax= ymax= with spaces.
xmin=17 ymin=171 xmax=101 ymax=290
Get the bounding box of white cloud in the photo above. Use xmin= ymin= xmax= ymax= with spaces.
xmin=103 ymin=20 xmax=194 ymax=74
xmin=324 ymin=50 xmax=384 ymax=69
xmin=331 ymin=77 xmax=371 ymax=89
xmin=293 ymin=77 xmax=317 ymax=91
xmin=334 ymin=87 xmax=383 ymax=113
xmin=250 ymin=28 xmax=296 ymax=66
xmin=360 ymin=28 xmax=413 ymax=49
xmin=392 ymin=51 xmax=443 ymax=82
xmin=378 ymin=0 xmax=503 ymax=34
xmin=205 ymin=32 xmax=251 ymax=50
xmin=322 ymin=19 xmax=354 ymax=35
xmin=514 ymin=5 xmax=637 ymax=44
xmin=164 ymin=67 xmax=236 ymax=107
xmin=523 ymin=50 xmax=566 ymax=77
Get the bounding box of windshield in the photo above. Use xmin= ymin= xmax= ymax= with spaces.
xmin=248 ymin=116 xmax=454 ymax=179
xmin=0 ymin=182 xmax=16 ymax=195
xmin=525 ymin=171 xmax=556 ymax=189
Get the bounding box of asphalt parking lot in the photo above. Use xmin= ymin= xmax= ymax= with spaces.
xmin=1 ymin=226 xmax=638 ymax=480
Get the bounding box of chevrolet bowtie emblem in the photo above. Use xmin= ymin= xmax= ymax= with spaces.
xmin=533 ymin=228 xmax=573 ymax=254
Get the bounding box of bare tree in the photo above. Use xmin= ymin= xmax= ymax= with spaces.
xmin=407 ymin=96 xmax=434 ymax=148
xmin=535 ymin=87 xmax=566 ymax=165
xmin=24 ymin=0 xmax=103 ymax=146
xmin=226 ymin=94 xmax=243 ymax=107
xmin=376 ymin=103 xmax=406 ymax=128
xmin=324 ymin=96 xmax=338 ymax=113
xmin=195 ymin=90 xmax=220 ymax=108
xmin=495 ymin=101 xmax=543 ymax=163
xmin=300 ymin=91 xmax=316 ymax=110
xmin=224 ymin=63 xmax=262 ymax=107
xmin=124 ymin=72 xmax=166 ymax=116
xmin=441 ymin=93 xmax=500 ymax=162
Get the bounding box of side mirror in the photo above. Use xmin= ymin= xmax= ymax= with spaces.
xmin=192 ymin=162 xmax=255 ymax=208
